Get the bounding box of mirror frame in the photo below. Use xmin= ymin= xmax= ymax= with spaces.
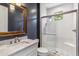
xmin=0 ymin=3 xmax=28 ymax=37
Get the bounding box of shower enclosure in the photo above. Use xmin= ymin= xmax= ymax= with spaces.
xmin=40 ymin=3 xmax=78 ymax=56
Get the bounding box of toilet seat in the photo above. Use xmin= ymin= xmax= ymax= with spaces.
xmin=37 ymin=47 xmax=49 ymax=56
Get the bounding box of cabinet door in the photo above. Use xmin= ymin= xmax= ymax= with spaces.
xmin=10 ymin=43 xmax=38 ymax=56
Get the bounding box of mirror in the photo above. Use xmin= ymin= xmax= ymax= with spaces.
xmin=8 ymin=4 xmax=24 ymax=32
xmin=0 ymin=3 xmax=27 ymax=36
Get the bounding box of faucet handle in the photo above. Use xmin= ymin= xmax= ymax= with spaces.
xmin=17 ymin=38 xmax=21 ymax=42
xmin=14 ymin=38 xmax=17 ymax=43
xmin=14 ymin=39 xmax=17 ymax=43
xmin=18 ymin=39 xmax=20 ymax=42
xmin=10 ymin=41 xmax=12 ymax=44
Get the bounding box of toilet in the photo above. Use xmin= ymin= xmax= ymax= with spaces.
xmin=37 ymin=47 xmax=49 ymax=56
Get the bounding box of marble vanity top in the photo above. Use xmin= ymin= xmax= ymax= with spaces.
xmin=0 ymin=39 xmax=38 ymax=56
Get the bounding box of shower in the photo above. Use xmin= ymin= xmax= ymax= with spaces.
xmin=40 ymin=3 xmax=77 ymax=56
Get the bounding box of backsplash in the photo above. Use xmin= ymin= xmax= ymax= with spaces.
xmin=0 ymin=35 xmax=27 ymax=45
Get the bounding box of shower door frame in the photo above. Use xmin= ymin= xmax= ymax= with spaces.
xmin=76 ymin=4 xmax=79 ymax=56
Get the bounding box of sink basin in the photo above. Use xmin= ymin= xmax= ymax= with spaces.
xmin=0 ymin=40 xmax=33 ymax=49
xmin=20 ymin=41 xmax=30 ymax=44
xmin=6 ymin=40 xmax=31 ymax=47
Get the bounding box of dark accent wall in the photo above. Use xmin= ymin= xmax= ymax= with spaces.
xmin=26 ymin=3 xmax=37 ymax=39
xmin=25 ymin=3 xmax=40 ymax=47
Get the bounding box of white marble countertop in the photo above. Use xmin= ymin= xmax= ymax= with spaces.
xmin=0 ymin=39 xmax=38 ymax=56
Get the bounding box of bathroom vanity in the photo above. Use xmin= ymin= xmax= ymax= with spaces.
xmin=0 ymin=4 xmax=38 ymax=56
xmin=0 ymin=39 xmax=38 ymax=56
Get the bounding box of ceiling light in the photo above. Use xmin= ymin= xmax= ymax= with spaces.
xmin=16 ymin=3 xmax=22 ymax=6
xmin=10 ymin=4 xmax=15 ymax=12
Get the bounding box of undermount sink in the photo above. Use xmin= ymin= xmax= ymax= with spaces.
xmin=0 ymin=39 xmax=33 ymax=49
xmin=21 ymin=41 xmax=30 ymax=44
xmin=7 ymin=40 xmax=31 ymax=47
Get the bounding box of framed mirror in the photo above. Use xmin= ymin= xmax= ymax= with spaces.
xmin=0 ymin=3 xmax=28 ymax=37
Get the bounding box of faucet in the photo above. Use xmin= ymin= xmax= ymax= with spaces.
xmin=10 ymin=41 xmax=12 ymax=44
xmin=10 ymin=37 xmax=21 ymax=44
xmin=14 ymin=37 xmax=20 ymax=43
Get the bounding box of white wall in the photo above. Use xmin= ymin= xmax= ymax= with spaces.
xmin=0 ymin=5 xmax=8 ymax=32
xmin=40 ymin=3 xmax=78 ymax=56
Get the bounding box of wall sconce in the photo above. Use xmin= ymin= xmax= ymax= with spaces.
xmin=16 ymin=3 xmax=22 ymax=6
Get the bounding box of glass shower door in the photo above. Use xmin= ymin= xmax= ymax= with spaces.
xmin=41 ymin=11 xmax=77 ymax=56
xmin=41 ymin=17 xmax=57 ymax=52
